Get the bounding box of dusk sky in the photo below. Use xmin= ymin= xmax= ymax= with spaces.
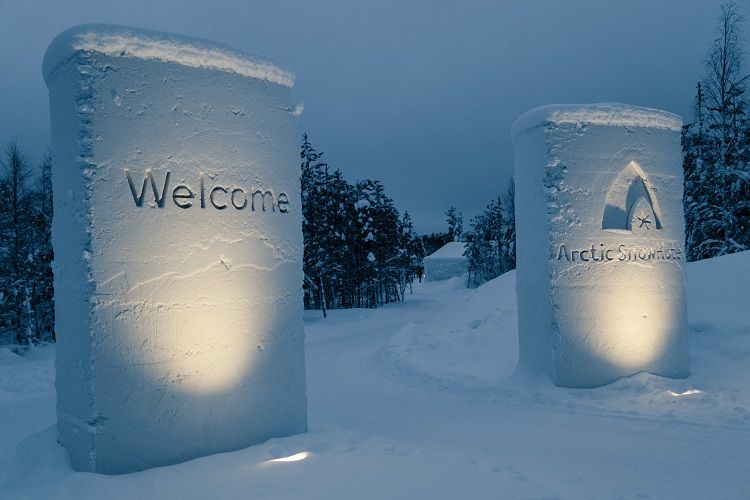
xmin=0 ymin=0 xmax=735 ymax=232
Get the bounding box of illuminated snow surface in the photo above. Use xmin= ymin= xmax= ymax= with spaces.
xmin=2 ymin=251 xmax=750 ymax=498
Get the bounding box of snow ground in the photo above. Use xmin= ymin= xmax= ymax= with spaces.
xmin=1 ymin=252 xmax=749 ymax=499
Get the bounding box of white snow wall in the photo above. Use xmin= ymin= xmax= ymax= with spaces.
xmin=43 ymin=25 xmax=306 ymax=474
xmin=511 ymin=104 xmax=690 ymax=388
xmin=424 ymin=258 xmax=467 ymax=281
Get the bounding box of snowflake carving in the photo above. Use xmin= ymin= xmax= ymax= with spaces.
xmin=635 ymin=211 xmax=652 ymax=230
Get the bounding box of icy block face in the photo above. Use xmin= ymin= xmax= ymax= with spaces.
xmin=424 ymin=243 xmax=468 ymax=281
xmin=43 ymin=25 xmax=306 ymax=473
xmin=424 ymin=258 xmax=467 ymax=281
xmin=511 ymin=104 xmax=690 ymax=388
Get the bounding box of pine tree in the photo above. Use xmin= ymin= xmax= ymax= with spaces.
xmin=300 ymin=133 xmax=329 ymax=314
xmin=0 ymin=142 xmax=32 ymax=344
xmin=446 ymin=206 xmax=463 ymax=242
xmin=299 ymin=135 xmax=418 ymax=312
xmin=399 ymin=211 xmax=424 ymax=292
xmin=354 ymin=179 xmax=384 ymax=307
xmin=28 ymin=152 xmax=55 ymax=341
xmin=683 ymin=1 xmax=750 ymax=259
xmin=499 ymin=179 xmax=516 ymax=272
xmin=464 ymin=179 xmax=516 ymax=288
xmin=420 ymin=232 xmax=452 ymax=258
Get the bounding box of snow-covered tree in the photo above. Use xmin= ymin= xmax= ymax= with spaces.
xmin=446 ymin=206 xmax=463 ymax=242
xmin=27 ymin=151 xmax=55 ymax=340
xmin=683 ymin=1 xmax=750 ymax=260
xmin=465 ymin=179 xmax=516 ymax=288
xmin=300 ymin=135 xmax=421 ymax=313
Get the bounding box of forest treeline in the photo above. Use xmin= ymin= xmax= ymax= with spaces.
xmin=0 ymin=143 xmax=54 ymax=345
xmin=462 ymin=180 xmax=516 ymax=288
xmin=300 ymin=134 xmax=424 ymax=315
xmin=682 ymin=1 xmax=750 ymax=260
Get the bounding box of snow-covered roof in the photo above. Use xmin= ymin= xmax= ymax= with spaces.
xmin=43 ymin=24 xmax=294 ymax=88
xmin=511 ymin=103 xmax=682 ymax=137
xmin=424 ymin=242 xmax=467 ymax=260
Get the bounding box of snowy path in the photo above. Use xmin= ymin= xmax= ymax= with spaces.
xmin=2 ymin=254 xmax=750 ymax=499
xmin=304 ymin=284 xmax=750 ymax=499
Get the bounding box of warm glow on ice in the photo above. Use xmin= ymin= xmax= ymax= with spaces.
xmin=592 ymin=272 xmax=679 ymax=371
xmin=120 ymin=254 xmax=274 ymax=395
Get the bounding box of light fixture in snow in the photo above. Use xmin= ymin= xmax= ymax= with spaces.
xmin=668 ymin=389 xmax=702 ymax=397
xmin=269 ymin=451 xmax=310 ymax=462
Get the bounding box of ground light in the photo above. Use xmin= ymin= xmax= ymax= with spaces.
xmin=268 ymin=452 xmax=310 ymax=463
xmin=668 ymin=389 xmax=702 ymax=397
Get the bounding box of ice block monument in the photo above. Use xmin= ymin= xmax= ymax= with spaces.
xmin=43 ymin=25 xmax=306 ymax=473
xmin=511 ymin=104 xmax=690 ymax=388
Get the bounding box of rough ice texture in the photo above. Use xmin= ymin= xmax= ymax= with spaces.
xmin=45 ymin=25 xmax=306 ymax=474
xmin=423 ymin=242 xmax=467 ymax=282
xmin=511 ymin=103 xmax=689 ymax=388
xmin=511 ymin=103 xmax=683 ymax=137
xmin=43 ymin=24 xmax=294 ymax=88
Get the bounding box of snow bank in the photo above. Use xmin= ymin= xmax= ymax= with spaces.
xmin=687 ymin=250 xmax=749 ymax=327
xmin=512 ymin=103 xmax=689 ymax=388
xmin=423 ymin=242 xmax=467 ymax=282
xmin=44 ymin=24 xmax=305 ymax=474
xmin=43 ymin=24 xmax=293 ymax=87
xmin=383 ymin=271 xmax=518 ymax=388
xmin=383 ymin=251 xmax=750 ymax=426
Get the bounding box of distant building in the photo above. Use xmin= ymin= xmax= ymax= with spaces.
xmin=423 ymin=242 xmax=467 ymax=281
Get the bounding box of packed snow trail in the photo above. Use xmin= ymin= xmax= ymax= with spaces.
xmin=304 ymin=276 xmax=749 ymax=499
xmin=1 ymin=253 xmax=750 ymax=498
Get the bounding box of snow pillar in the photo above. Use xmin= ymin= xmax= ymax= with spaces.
xmin=43 ymin=25 xmax=306 ymax=473
xmin=511 ymin=104 xmax=690 ymax=388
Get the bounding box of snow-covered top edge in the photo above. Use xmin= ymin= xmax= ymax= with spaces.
xmin=43 ymin=24 xmax=294 ymax=87
xmin=511 ymin=103 xmax=682 ymax=137
xmin=425 ymin=242 xmax=467 ymax=260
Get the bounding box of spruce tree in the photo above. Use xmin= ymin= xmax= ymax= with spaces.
xmin=683 ymin=1 xmax=750 ymax=259
xmin=0 ymin=142 xmax=32 ymax=344
xmin=299 ymin=135 xmax=419 ymax=312
xmin=446 ymin=206 xmax=464 ymax=242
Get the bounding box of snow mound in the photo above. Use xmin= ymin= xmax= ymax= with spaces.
xmin=423 ymin=273 xmax=469 ymax=291
xmin=0 ymin=346 xmax=55 ymax=396
xmin=512 ymin=103 xmax=682 ymax=136
xmin=381 ymin=271 xmax=518 ymax=389
xmin=43 ymin=24 xmax=294 ymax=87
xmin=383 ymin=251 xmax=750 ymax=425
xmin=687 ymin=250 xmax=750 ymax=327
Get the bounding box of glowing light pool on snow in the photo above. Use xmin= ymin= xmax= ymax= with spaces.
xmin=668 ymin=389 xmax=702 ymax=397
xmin=269 ymin=452 xmax=310 ymax=463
